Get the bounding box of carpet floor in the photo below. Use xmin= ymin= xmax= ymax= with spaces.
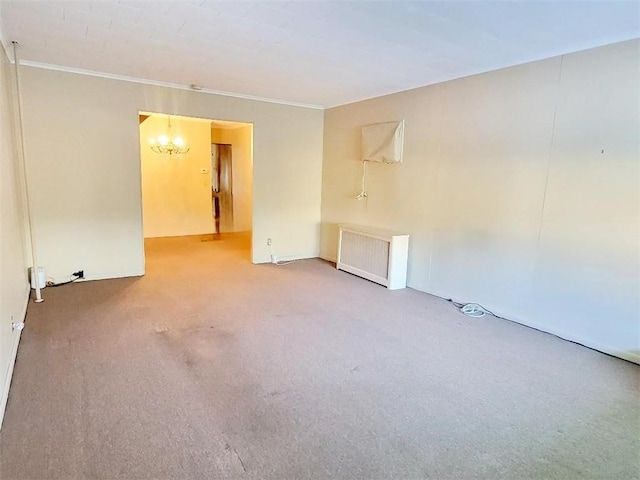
xmin=0 ymin=234 xmax=638 ymax=480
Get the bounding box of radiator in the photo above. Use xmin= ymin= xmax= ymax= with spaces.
xmin=337 ymin=224 xmax=409 ymax=290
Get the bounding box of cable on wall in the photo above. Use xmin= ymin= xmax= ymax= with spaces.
xmin=355 ymin=160 xmax=368 ymax=200
xmin=12 ymin=41 xmax=44 ymax=303
xmin=268 ymin=240 xmax=297 ymax=266
xmin=45 ymin=270 xmax=84 ymax=288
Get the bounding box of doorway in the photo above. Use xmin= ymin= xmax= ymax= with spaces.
xmin=210 ymin=119 xmax=253 ymax=235
xmin=138 ymin=112 xmax=253 ymax=261
xmin=211 ymin=143 xmax=233 ymax=234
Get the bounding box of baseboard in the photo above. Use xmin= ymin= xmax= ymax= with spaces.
xmin=44 ymin=269 xmax=145 ymax=286
xmin=0 ymin=290 xmax=29 ymax=430
xmin=423 ymin=287 xmax=640 ymax=365
xmin=319 ymin=254 xmax=337 ymax=264
xmin=509 ymin=317 xmax=640 ymax=365
xmin=82 ymin=270 xmax=145 ymax=282
xmin=270 ymin=254 xmax=316 ymax=264
xmin=256 ymin=252 xmax=320 ymax=265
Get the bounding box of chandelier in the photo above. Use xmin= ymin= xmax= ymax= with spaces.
xmin=149 ymin=116 xmax=190 ymax=155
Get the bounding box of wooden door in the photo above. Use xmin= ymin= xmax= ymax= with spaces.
xmin=211 ymin=144 xmax=234 ymax=233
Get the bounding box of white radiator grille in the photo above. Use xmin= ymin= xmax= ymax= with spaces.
xmin=336 ymin=225 xmax=409 ymax=290
xmin=340 ymin=230 xmax=389 ymax=279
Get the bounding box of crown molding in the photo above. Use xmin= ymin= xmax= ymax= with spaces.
xmin=0 ymin=42 xmax=9 ymax=64
xmin=15 ymin=60 xmax=325 ymax=110
xmin=0 ymin=24 xmax=12 ymax=62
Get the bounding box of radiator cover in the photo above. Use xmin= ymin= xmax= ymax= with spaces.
xmin=337 ymin=224 xmax=409 ymax=290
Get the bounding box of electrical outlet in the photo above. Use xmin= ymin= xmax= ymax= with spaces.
xmin=267 ymin=238 xmax=272 ymax=246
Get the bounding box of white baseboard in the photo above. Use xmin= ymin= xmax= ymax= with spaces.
xmin=424 ymin=287 xmax=640 ymax=365
xmin=506 ymin=316 xmax=640 ymax=365
xmin=256 ymin=253 xmax=320 ymax=265
xmin=82 ymin=270 xmax=145 ymax=282
xmin=0 ymin=289 xmax=29 ymax=430
xmin=271 ymin=254 xmax=316 ymax=263
xmin=44 ymin=269 xmax=145 ymax=286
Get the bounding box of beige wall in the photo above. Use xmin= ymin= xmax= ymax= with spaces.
xmin=18 ymin=67 xmax=323 ymax=280
xmin=321 ymin=40 xmax=640 ymax=362
xmin=0 ymin=44 xmax=29 ymax=426
xmin=211 ymin=125 xmax=253 ymax=233
xmin=141 ymin=115 xmax=214 ymax=238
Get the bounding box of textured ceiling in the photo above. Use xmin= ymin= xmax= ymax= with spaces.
xmin=1 ymin=1 xmax=639 ymax=108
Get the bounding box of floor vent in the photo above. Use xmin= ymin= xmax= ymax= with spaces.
xmin=337 ymin=224 xmax=409 ymax=290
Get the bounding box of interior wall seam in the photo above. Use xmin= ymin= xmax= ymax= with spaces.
xmin=536 ymin=54 xmax=565 ymax=247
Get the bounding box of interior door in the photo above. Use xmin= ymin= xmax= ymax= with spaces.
xmin=211 ymin=143 xmax=234 ymax=233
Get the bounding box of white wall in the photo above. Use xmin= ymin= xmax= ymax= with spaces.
xmin=0 ymin=44 xmax=29 ymax=426
xmin=141 ymin=115 xmax=214 ymax=238
xmin=321 ymin=40 xmax=640 ymax=362
xmin=18 ymin=67 xmax=323 ymax=281
xmin=212 ymin=125 xmax=253 ymax=233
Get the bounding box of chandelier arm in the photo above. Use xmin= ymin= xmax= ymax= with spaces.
xmin=149 ymin=115 xmax=189 ymax=156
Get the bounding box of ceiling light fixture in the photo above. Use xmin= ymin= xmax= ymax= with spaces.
xmin=149 ymin=115 xmax=190 ymax=155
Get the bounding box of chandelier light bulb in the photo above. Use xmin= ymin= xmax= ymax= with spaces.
xmin=149 ymin=115 xmax=190 ymax=155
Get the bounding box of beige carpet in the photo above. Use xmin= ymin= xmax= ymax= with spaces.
xmin=0 ymin=233 xmax=638 ymax=480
